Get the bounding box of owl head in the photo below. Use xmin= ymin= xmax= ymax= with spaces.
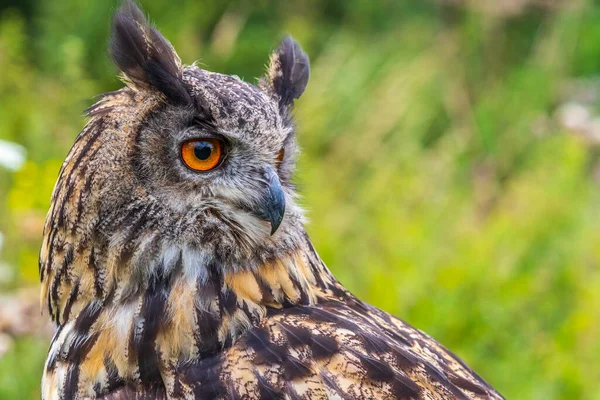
xmin=40 ymin=1 xmax=311 ymax=321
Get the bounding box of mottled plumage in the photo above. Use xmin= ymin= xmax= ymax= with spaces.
xmin=39 ymin=2 xmax=504 ymax=399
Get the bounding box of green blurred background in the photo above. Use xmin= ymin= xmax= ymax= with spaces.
xmin=1 ymin=0 xmax=600 ymax=398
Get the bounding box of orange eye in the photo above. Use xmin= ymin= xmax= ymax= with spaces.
xmin=181 ymin=138 xmax=223 ymax=171
xmin=275 ymin=148 xmax=285 ymax=166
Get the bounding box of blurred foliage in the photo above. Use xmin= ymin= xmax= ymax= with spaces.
xmin=1 ymin=0 xmax=600 ymax=398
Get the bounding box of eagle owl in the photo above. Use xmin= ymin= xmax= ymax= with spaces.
xmin=39 ymin=2 xmax=504 ymax=399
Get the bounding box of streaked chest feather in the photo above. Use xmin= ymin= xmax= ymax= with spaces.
xmin=41 ymin=247 xmax=335 ymax=399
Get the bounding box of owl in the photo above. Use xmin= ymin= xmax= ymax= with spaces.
xmin=39 ymin=2 xmax=504 ymax=399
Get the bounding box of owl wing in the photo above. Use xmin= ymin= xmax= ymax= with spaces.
xmin=178 ymin=294 xmax=504 ymax=400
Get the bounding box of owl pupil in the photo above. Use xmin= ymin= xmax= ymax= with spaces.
xmin=194 ymin=142 xmax=213 ymax=160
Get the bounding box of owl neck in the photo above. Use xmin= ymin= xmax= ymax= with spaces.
xmin=42 ymin=232 xmax=341 ymax=397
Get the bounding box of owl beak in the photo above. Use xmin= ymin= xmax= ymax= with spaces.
xmin=258 ymin=166 xmax=286 ymax=235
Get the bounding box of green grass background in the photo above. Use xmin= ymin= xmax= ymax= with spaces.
xmin=1 ymin=0 xmax=600 ymax=398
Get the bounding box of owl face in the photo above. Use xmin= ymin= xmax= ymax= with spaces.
xmin=134 ymin=69 xmax=293 ymax=234
xmin=104 ymin=0 xmax=311 ymax=265
xmin=41 ymin=0 xmax=311 ymax=295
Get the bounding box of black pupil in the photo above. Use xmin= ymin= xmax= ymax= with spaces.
xmin=194 ymin=141 xmax=213 ymax=160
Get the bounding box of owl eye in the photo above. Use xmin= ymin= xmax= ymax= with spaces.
xmin=181 ymin=139 xmax=223 ymax=171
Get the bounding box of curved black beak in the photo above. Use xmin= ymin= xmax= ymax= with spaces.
xmin=256 ymin=166 xmax=286 ymax=235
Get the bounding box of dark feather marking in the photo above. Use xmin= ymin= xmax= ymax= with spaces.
xmin=46 ymin=289 xmax=53 ymax=322
xmin=135 ymin=269 xmax=172 ymax=385
xmin=46 ymin=346 xmax=59 ymax=372
xmin=42 ymin=228 xmax=60 ymax=286
xmin=120 ymin=210 xmax=153 ymax=262
xmin=64 ymin=363 xmax=83 ymax=399
xmin=73 ymin=174 xmax=94 ymax=232
xmin=120 ymin=201 xmax=150 ymax=231
xmin=379 ymin=325 xmax=413 ymax=348
xmin=87 ymin=105 xmax=115 ymax=117
xmin=195 ymin=307 xmax=220 ymax=357
xmin=240 ymin=300 xmax=260 ymax=325
xmin=191 ymin=107 xmax=217 ymax=130
xmin=89 ymin=247 xmax=105 ymax=299
xmin=63 ymin=246 xmax=74 ymax=269
xmin=49 ymin=245 xmax=74 ymax=321
xmin=194 ymin=267 xmax=221 ymax=356
xmin=67 ymin=303 xmax=103 ymax=358
xmin=266 ymin=303 xmax=307 ymax=318
xmin=62 ymin=279 xmax=80 ymax=322
xmin=309 ymin=334 xmax=339 ymax=361
xmin=39 ymin=257 xmax=45 ymax=281
xmin=186 ymin=355 xmax=227 ymax=399
xmin=220 ymin=287 xmax=238 ymax=316
xmin=282 ymin=355 xmax=313 ymax=381
xmin=93 ymin=381 xmax=103 ymax=397
xmin=288 ymin=274 xmax=310 ymax=305
xmin=63 ymin=301 xmax=103 ymax=398
xmin=327 ymin=282 xmax=350 ymax=300
xmin=359 ymin=329 xmax=391 ymax=354
xmin=388 ymin=345 xmax=422 ymax=372
xmin=102 ymin=357 xmax=125 ymax=396
xmin=255 ymin=272 xmax=277 ymax=306
xmin=50 ymin=267 xmax=65 ymax=323
xmin=103 ymin=201 xmax=145 ymax=234
xmin=279 ymin=323 xmax=313 ymax=349
xmin=84 ymin=99 xmax=108 ymax=116
xmin=246 ymin=328 xmax=286 ymax=365
xmin=448 ymin=372 xmax=489 ymax=396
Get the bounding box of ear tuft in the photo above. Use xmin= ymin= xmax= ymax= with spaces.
xmin=261 ymin=36 xmax=310 ymax=110
xmin=110 ymin=0 xmax=191 ymax=104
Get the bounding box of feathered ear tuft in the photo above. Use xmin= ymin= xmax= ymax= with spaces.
xmin=110 ymin=0 xmax=191 ymax=104
xmin=261 ymin=36 xmax=310 ymax=110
